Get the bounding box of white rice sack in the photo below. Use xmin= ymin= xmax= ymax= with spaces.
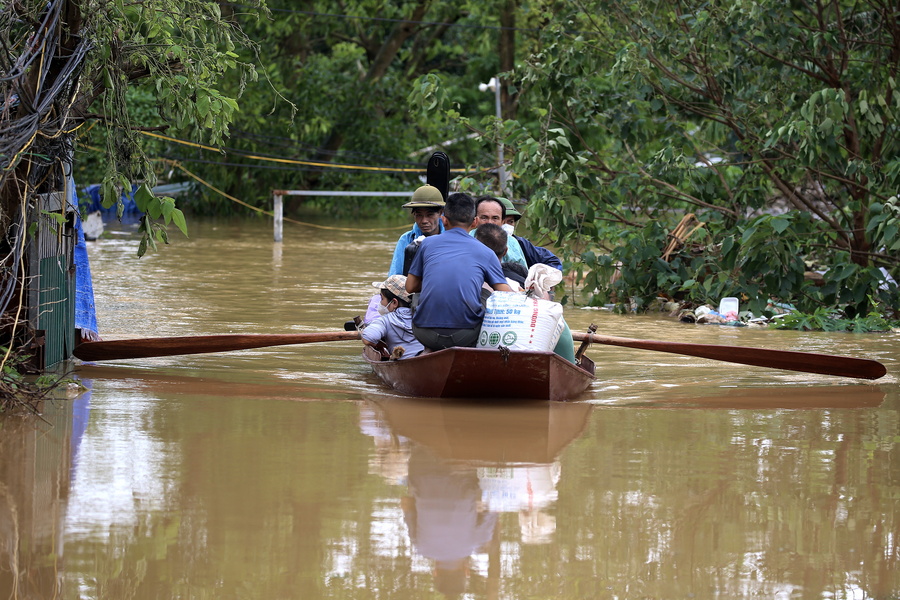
xmin=477 ymin=292 xmax=564 ymax=351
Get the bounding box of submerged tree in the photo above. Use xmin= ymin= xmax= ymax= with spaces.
xmin=494 ymin=0 xmax=900 ymax=318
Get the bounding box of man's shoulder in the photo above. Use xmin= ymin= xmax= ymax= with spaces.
xmin=395 ymin=229 xmax=416 ymax=244
xmin=420 ymin=227 xmax=465 ymax=247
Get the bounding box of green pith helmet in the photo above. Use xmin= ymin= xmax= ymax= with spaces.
xmin=402 ymin=185 xmax=445 ymax=209
xmin=497 ymin=197 xmax=522 ymax=220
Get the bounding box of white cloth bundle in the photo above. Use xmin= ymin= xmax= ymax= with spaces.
xmin=524 ymin=264 xmax=562 ymax=299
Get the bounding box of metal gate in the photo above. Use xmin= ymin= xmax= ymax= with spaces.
xmin=27 ymin=190 xmax=76 ymax=369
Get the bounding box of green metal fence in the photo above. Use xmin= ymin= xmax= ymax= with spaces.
xmin=37 ymin=255 xmax=75 ymax=368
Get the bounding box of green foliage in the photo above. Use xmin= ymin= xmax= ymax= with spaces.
xmin=492 ymin=0 xmax=900 ymax=319
xmin=73 ymin=0 xmax=263 ymax=251
xmin=867 ymin=196 xmax=900 ymax=254
xmin=132 ymin=184 xmax=188 ymax=257
xmin=770 ymin=305 xmax=899 ymax=333
xmin=176 ymin=0 xmax=514 ymax=216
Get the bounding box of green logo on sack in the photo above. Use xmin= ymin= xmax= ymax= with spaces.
xmin=502 ymin=331 xmax=517 ymax=345
xmin=480 ymin=331 xmax=488 ymax=345
xmin=488 ymin=332 xmax=501 ymax=346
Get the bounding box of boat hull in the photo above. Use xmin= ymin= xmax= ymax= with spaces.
xmin=364 ymin=346 xmax=595 ymax=401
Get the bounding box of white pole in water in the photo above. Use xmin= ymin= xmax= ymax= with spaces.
xmin=271 ymin=190 xmax=413 ymax=241
xmin=273 ymin=193 xmax=283 ymax=242
xmin=479 ymin=76 xmax=507 ymax=195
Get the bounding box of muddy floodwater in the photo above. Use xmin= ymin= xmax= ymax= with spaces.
xmin=1 ymin=216 xmax=898 ymax=599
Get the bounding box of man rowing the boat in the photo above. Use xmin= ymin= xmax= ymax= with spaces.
xmin=387 ymin=185 xmax=445 ymax=276
xmin=406 ymin=192 xmax=513 ymax=351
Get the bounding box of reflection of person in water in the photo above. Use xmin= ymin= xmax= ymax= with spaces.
xmin=478 ymin=462 xmax=561 ymax=545
xmin=401 ymin=445 xmax=498 ymax=597
xmin=358 ymin=404 xmax=410 ymax=485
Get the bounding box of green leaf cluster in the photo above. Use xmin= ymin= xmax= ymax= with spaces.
xmin=69 ymin=0 xmax=262 ymax=250
xmin=492 ymin=0 xmax=900 ymax=322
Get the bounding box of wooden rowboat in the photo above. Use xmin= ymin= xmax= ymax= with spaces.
xmin=363 ymin=345 xmax=596 ymax=401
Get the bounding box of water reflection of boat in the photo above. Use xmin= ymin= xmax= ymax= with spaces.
xmin=363 ymin=345 xmax=595 ymax=401
xmin=367 ymin=398 xmax=593 ymax=596
xmin=368 ymin=397 xmax=593 ymax=465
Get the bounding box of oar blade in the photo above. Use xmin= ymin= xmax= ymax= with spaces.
xmin=573 ymin=332 xmax=887 ymax=380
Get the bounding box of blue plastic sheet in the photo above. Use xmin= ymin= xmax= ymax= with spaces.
xmin=69 ymin=178 xmax=100 ymax=339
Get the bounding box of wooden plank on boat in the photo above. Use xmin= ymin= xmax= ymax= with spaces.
xmin=364 ymin=346 xmax=595 ymax=401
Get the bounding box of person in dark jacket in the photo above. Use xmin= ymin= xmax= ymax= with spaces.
xmin=497 ymin=197 xmax=563 ymax=271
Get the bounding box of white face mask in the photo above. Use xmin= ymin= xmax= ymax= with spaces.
xmin=501 ymin=223 xmax=515 ymax=236
xmin=376 ymin=302 xmax=390 ymax=316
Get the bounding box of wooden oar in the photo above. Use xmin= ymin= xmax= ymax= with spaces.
xmin=571 ymin=331 xmax=887 ymax=380
xmin=73 ymin=331 xmax=360 ymax=362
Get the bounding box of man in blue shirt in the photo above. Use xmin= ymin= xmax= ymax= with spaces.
xmin=406 ymin=192 xmax=513 ymax=350
xmin=387 ymin=185 xmax=445 ymax=276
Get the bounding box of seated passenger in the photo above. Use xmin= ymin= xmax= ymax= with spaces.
xmin=365 ymin=185 xmax=444 ymax=324
xmin=362 ymin=275 xmax=424 ymax=359
xmin=473 ymin=223 xmax=527 ymax=290
xmin=388 ymin=185 xmax=445 ymax=276
xmin=473 ymin=196 xmax=527 ymax=268
xmin=496 ymin=197 xmax=563 ymax=271
xmin=406 ymin=192 xmax=512 ymax=351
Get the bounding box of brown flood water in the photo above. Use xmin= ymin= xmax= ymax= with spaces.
xmin=1 ymin=216 xmax=898 ymax=599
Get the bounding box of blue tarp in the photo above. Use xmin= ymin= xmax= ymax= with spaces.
xmin=69 ymin=178 xmax=100 ymax=339
xmin=79 ymin=183 xmax=141 ymax=220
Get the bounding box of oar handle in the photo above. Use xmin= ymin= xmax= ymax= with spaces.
xmin=74 ymin=331 xmax=361 ymax=361
xmin=572 ymin=331 xmax=887 ymax=380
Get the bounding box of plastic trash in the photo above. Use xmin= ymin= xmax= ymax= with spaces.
xmin=694 ymin=305 xmax=713 ymax=318
xmin=718 ymin=297 xmax=739 ymax=321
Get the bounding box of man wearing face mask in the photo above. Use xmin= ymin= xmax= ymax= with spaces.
xmin=497 ymin=197 xmax=563 ymax=271
xmin=361 ymin=275 xmax=425 ymax=359
xmin=473 ymin=196 xmax=528 ymax=269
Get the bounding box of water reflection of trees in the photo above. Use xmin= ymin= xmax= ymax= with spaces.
xmin=539 ymin=404 xmax=899 ymax=599
xmin=353 ymin=395 xmax=898 ymax=599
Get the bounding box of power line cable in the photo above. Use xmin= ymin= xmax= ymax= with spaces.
xmin=136 ymin=130 xmax=471 ymax=174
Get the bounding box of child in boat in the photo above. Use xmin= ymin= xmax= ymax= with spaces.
xmin=362 ymin=275 xmax=425 ymax=359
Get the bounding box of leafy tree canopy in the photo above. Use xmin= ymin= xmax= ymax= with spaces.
xmin=484 ymin=0 xmax=900 ymax=319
